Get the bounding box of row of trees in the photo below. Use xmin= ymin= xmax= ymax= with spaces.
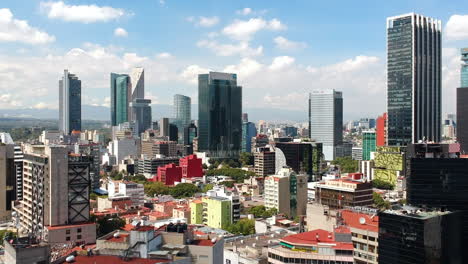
xmin=331 ymin=157 xmax=359 ymax=173
xmin=224 ymin=219 xmax=255 ymax=236
xmin=247 ymin=205 xmax=278 ymax=218
xmin=205 ymin=168 xmax=256 ymax=183
xmin=144 ymin=182 xmax=200 ymax=198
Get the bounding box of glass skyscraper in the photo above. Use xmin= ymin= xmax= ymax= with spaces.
xmin=457 ymin=48 xmax=468 ymax=153
xmin=387 ymin=13 xmax=441 ymax=146
xmin=110 ymin=73 xmax=130 ymax=126
xmin=129 ymin=98 xmax=152 ymax=135
xmin=242 ymin=122 xmax=257 ymax=153
xmin=59 ymin=70 xmax=81 ymax=134
xmin=308 ymin=90 xmax=343 ymax=161
xmin=362 ymin=131 xmax=376 ymax=160
xmin=198 ymin=72 xmax=242 ymax=158
xmin=173 ymin=94 xmax=191 ymax=131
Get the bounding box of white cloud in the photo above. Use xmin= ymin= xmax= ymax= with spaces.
xmin=222 ymin=18 xmax=286 ymax=41
xmin=114 ymin=27 xmax=128 ymax=37
xmin=274 ymin=36 xmax=307 ymax=51
xmin=197 ymin=40 xmax=263 ymax=57
xmin=224 ymin=58 xmax=263 ymax=78
xmin=198 ymin=16 xmax=219 ymax=27
xmin=40 ymin=1 xmax=127 ymax=23
xmin=445 ymin=15 xmax=468 ymax=41
xmin=180 ymin=65 xmax=211 ymax=84
xmin=269 ymin=56 xmax=295 ymax=70
xmin=156 ymin=52 xmax=173 ymax=59
xmin=33 ymin=102 xmax=57 ymax=109
xmin=236 ymin=8 xmax=252 ymax=16
xmin=0 ymin=8 xmax=55 ymax=44
xmin=321 ymin=55 xmax=379 ymax=73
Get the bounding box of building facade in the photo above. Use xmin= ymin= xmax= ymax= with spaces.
xmin=309 ymin=90 xmax=343 ymax=161
xmin=457 ymin=48 xmax=468 ymax=154
xmin=129 ymin=98 xmax=152 ymax=135
xmin=254 ymin=148 xmax=276 ymax=176
xmin=198 ymin=72 xmax=242 ymax=158
xmin=173 ymin=94 xmax=191 ymax=132
xmin=315 ymin=179 xmax=373 ymax=209
xmin=110 ymin=73 xmax=130 ymax=126
xmin=362 ymin=131 xmax=376 ymax=160
xmin=0 ymin=144 xmax=15 ymax=222
xmin=376 ymin=113 xmax=387 ymax=147
xmin=59 ymin=70 xmax=81 ymax=134
xmin=242 ymin=122 xmax=257 ymax=153
xmin=387 ymin=13 xmax=442 ymax=146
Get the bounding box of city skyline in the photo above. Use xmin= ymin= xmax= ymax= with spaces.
xmin=0 ymin=1 xmax=468 ymax=121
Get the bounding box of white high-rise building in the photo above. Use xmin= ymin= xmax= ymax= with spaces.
xmin=130 ymin=67 xmax=145 ymax=102
xmin=308 ymin=90 xmax=343 ymax=160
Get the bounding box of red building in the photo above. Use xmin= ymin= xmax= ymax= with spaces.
xmin=179 ymin=154 xmax=204 ymax=178
xmin=157 ymin=163 xmax=182 ymax=186
xmin=376 ymin=112 xmax=387 ymax=147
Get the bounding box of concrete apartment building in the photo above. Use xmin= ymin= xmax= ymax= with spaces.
xmin=108 ymin=180 xmax=144 ymax=206
xmin=264 ymin=167 xmax=307 ymax=218
xmin=13 ymin=144 xmax=96 ymax=244
xmin=0 ymin=144 xmax=15 ymax=222
xmin=190 ymin=196 xmax=232 ymax=229
xmin=315 ymin=178 xmax=373 ymax=209
xmin=206 ymin=186 xmax=240 ymax=223
xmin=254 ymin=147 xmax=276 ymax=176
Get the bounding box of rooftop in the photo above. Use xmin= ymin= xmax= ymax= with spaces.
xmin=62 ymin=255 xmax=170 ymax=263
xmin=341 ymin=209 xmax=379 ymax=233
xmin=383 ymin=205 xmax=453 ymax=219
xmin=279 ymin=229 xmax=353 ymax=250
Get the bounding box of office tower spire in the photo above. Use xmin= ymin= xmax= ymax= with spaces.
xmin=386 ymin=13 xmax=442 ymax=145
xmin=59 ymin=70 xmax=81 ymax=134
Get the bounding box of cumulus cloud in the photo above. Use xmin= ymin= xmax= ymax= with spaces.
xmin=114 ymin=27 xmax=128 ymax=37
xmin=223 ymin=58 xmax=263 ymax=78
xmin=156 ymin=52 xmax=173 ymax=59
xmin=0 ymin=8 xmax=55 ymax=44
xmin=222 ymin=18 xmax=286 ymax=41
xmin=197 ymin=40 xmax=263 ymax=57
xmin=180 ymin=65 xmax=211 ymax=84
xmin=236 ymin=8 xmax=252 ymax=16
xmin=274 ymin=36 xmax=307 ymax=51
xmin=269 ymin=56 xmax=295 ymax=71
xmin=40 ymin=1 xmax=127 ymax=23
xmin=445 ymin=15 xmax=468 ymax=41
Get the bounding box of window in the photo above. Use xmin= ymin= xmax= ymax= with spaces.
xmin=77 ymin=228 xmax=82 ymax=233
xmin=77 ymin=235 xmax=82 ymax=239
xmin=66 ymin=237 xmax=70 ymax=241
xmin=66 ymin=229 xmax=70 ymax=235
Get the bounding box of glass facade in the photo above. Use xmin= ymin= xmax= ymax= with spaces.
xmin=362 ymin=131 xmax=376 ymax=160
xmin=458 ymin=49 xmax=468 ymax=152
xmin=241 ymin=122 xmax=257 ymax=153
xmin=387 ymin=13 xmax=441 ymax=146
xmin=110 ymin=73 xmax=130 ymax=126
xmin=462 ymin=48 xmax=468 ymax=87
xmin=173 ymin=94 xmax=191 ymax=132
xmin=198 ymin=72 xmax=242 ymax=158
xmin=59 ymin=70 xmax=81 ymax=134
xmin=130 ymin=98 xmax=152 ymax=135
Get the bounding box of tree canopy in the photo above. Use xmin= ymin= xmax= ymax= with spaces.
xmin=331 ymin=157 xmax=358 ymax=173
xmin=239 ymin=152 xmax=254 ymax=166
xmin=224 ymin=219 xmax=255 ymax=235
xmin=247 ymin=205 xmax=278 ymax=218
xmin=206 ymin=168 xmax=256 ymax=183
xmin=372 ymin=192 xmax=391 ymax=210
xmin=372 ymin=178 xmax=395 ymax=190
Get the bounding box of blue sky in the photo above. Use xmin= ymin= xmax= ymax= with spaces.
xmin=1 ymin=0 xmax=468 ymax=120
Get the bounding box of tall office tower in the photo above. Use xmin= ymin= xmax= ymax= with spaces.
xmin=13 ymin=145 xmax=95 ymax=244
xmin=387 ymin=13 xmax=442 ymax=146
xmin=362 ymin=131 xmax=376 ymax=160
xmin=376 ymin=113 xmax=387 ymax=146
xmin=59 ymin=70 xmax=81 ymax=134
xmin=254 ymin=147 xmax=276 ymax=176
xmin=242 ymin=121 xmax=257 ymax=153
xmin=169 ymin=123 xmax=178 ymax=142
xmin=110 ymin=73 xmax=130 ymax=126
xmin=457 ymin=48 xmax=468 ymax=153
xmin=378 ymin=207 xmax=462 ymax=264
xmin=274 ymin=141 xmax=322 ymax=181
xmin=242 ymin=113 xmax=248 ymax=123
xmin=130 ymin=98 xmax=152 ymax=135
xmin=129 ymin=67 xmax=145 ymax=103
xmin=198 ymin=72 xmax=242 ymax=158
xmin=406 ymin=143 xmax=468 ymax=262
xmin=173 ymin=94 xmax=191 ymax=131
xmin=0 ymin=144 xmax=15 ymax=221
xmin=14 ymin=145 xmax=23 ymax=201
xmin=184 ymin=123 xmax=197 ymax=146
xmin=160 ymin=118 xmax=170 ymax=138
xmin=308 ymin=90 xmax=343 ymax=160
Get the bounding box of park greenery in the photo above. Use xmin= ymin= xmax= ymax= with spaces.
xmin=247 ymin=205 xmax=278 ymax=218
xmin=331 ymin=157 xmax=359 ymax=173
xmin=372 ymin=178 xmax=395 ymax=190
xmin=372 ymin=192 xmax=391 ymax=210
xmin=202 ymin=184 xmax=214 ymax=193
xmin=224 ymin=219 xmax=255 ymax=236
xmin=144 ymin=182 xmax=200 ymax=198
xmin=239 ymin=152 xmax=254 ymax=166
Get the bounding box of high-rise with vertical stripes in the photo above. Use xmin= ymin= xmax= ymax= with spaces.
xmin=386 ymin=13 xmax=442 ymax=146
xmin=59 ymin=70 xmax=81 ymax=134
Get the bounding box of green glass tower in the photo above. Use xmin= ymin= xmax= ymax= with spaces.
xmin=110 ymin=73 xmax=130 ymax=126
xmin=362 ymin=131 xmax=376 ymax=160
xmin=198 ymin=72 xmax=242 ymax=158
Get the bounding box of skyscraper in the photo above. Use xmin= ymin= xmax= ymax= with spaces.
xmin=59 ymin=70 xmax=81 ymax=134
xmin=130 ymin=67 xmax=145 ymax=102
xmin=457 ymin=48 xmax=468 ymax=154
xmin=242 ymin=122 xmax=257 ymax=153
xmin=173 ymin=94 xmax=191 ymax=131
xmin=110 ymin=73 xmax=130 ymax=126
xmin=362 ymin=131 xmax=376 ymax=160
xmin=387 ymin=13 xmax=442 ymax=146
xmin=308 ymin=90 xmax=343 ymax=161
xmin=198 ymin=72 xmax=242 ymax=158
xmin=129 ymin=98 xmax=152 ymax=135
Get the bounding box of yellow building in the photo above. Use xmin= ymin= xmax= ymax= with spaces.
xmin=190 ymin=200 xmax=203 ymax=224
xmin=202 ymin=196 xmax=232 ymax=229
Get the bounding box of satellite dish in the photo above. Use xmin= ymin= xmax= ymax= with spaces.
xmin=359 ymin=217 xmax=366 ymax=225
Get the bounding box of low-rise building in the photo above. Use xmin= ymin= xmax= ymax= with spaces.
xmin=179 ymin=154 xmax=204 ymax=178
xmin=268 ymin=228 xmax=354 ymax=264
xmin=315 ymin=178 xmax=373 ymax=209
xmin=4 ymin=237 xmax=50 ymax=264
xmin=108 ymin=180 xmax=145 ymax=206
xmin=156 ymin=163 xmax=182 ymax=185
xmin=254 ymin=148 xmax=276 ymax=177
xmin=206 ymin=186 xmax=240 ymax=223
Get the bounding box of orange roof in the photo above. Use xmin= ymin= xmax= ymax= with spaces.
xmin=280 ymin=229 xmax=353 ymax=250
xmin=132 ymin=225 xmax=155 ymax=232
xmin=341 ymin=210 xmax=379 ymax=233
xmin=191 ymin=239 xmax=215 ymax=246
xmin=106 ymin=233 xmax=129 ymax=243
xmin=66 ymin=255 xmax=169 ymax=263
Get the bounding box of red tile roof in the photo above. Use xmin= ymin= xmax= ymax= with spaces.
xmin=280 ymin=229 xmax=353 ymax=250
xmin=46 ymin=222 xmax=95 ymax=230
xmin=191 ymin=239 xmax=215 ymax=246
xmin=106 ymin=233 xmax=129 ymax=243
xmin=67 ymin=255 xmax=170 ymax=263
xmin=132 ymin=225 xmax=155 ymax=232
xmin=341 ymin=210 xmax=379 ymax=233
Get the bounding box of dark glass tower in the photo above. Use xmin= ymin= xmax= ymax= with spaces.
xmin=129 ymin=98 xmax=152 ymax=135
xmin=387 ymin=13 xmax=441 ymax=146
xmin=110 ymin=73 xmax=130 ymax=126
xmin=198 ymin=72 xmax=242 ymax=158
xmin=59 ymin=70 xmax=81 ymax=134
xmin=457 ymin=48 xmax=468 ymax=153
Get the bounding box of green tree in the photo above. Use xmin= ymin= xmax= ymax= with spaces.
xmin=132 ymin=174 xmax=148 ymax=184
xmin=248 ymin=206 xmax=278 ymax=218
xmin=0 ymin=230 xmax=16 ymax=245
xmin=144 ymin=181 xmax=170 ymax=197
xmin=170 ymin=183 xmax=199 ymax=198
xmin=372 ymin=192 xmax=391 ymax=210
xmin=91 ymin=215 xmax=126 ymax=237
xmin=331 ymin=157 xmax=358 ymax=173
xmin=202 ymin=184 xmax=214 ymax=193
xmin=372 ymin=178 xmax=395 ymax=190
xmin=239 ymin=152 xmax=254 ymax=166
xmin=219 ymin=181 xmax=235 ymax=188
xmin=225 ymin=219 xmax=255 ymax=235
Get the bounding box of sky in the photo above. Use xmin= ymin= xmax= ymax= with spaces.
xmin=0 ymin=0 xmax=468 ymax=121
